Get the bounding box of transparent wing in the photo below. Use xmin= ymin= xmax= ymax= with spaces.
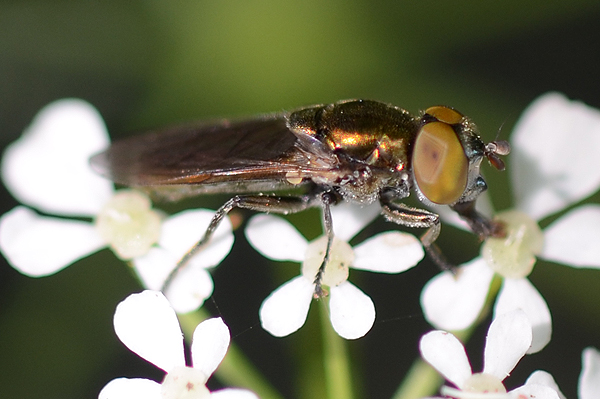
xmin=90 ymin=114 xmax=336 ymax=195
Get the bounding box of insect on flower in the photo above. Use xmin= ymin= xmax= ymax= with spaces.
xmin=90 ymin=99 xmax=509 ymax=296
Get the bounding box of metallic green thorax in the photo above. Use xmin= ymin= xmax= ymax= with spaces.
xmin=286 ymin=99 xmax=419 ymax=203
xmin=287 ymin=99 xmax=417 ymax=172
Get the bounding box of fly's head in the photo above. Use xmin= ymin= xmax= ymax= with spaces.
xmin=411 ymin=106 xmax=510 ymax=207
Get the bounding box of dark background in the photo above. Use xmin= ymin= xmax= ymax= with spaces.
xmin=1 ymin=2 xmax=600 ymax=398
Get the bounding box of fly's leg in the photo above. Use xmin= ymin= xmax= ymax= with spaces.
xmin=312 ymin=191 xmax=337 ymax=298
xmin=161 ymin=194 xmax=317 ymax=292
xmin=452 ymin=200 xmax=506 ymax=239
xmin=380 ymin=201 xmax=453 ymax=272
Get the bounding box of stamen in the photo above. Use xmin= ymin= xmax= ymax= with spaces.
xmin=481 ymin=210 xmax=544 ymax=279
xmin=301 ymin=236 xmax=354 ymax=288
xmin=95 ymin=190 xmax=161 ymax=259
xmin=161 ymin=366 xmax=210 ymax=399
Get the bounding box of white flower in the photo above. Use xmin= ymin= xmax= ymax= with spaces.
xmin=420 ymin=309 xmax=560 ymax=399
xmin=245 ymin=201 xmax=424 ymax=339
xmin=421 ymin=93 xmax=600 ymax=353
xmin=0 ymin=99 xmax=233 ymax=313
xmin=99 ymin=290 xmax=258 ymax=399
xmin=514 ymin=346 xmax=600 ymax=399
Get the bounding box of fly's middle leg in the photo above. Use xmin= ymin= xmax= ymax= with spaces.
xmin=380 ymin=201 xmax=453 ymax=272
xmin=312 ymin=191 xmax=337 ymax=299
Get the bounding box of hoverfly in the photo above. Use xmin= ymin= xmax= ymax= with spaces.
xmin=90 ymin=99 xmax=509 ymax=296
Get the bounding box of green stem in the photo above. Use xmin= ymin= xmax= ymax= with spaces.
xmin=319 ymin=298 xmax=355 ymax=399
xmin=178 ymin=310 xmax=284 ymax=399
xmin=390 ymin=358 xmax=442 ymax=399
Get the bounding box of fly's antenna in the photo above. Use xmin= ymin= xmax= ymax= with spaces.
xmin=484 ymin=118 xmax=511 ymax=171
xmin=485 ymin=140 xmax=510 ymax=170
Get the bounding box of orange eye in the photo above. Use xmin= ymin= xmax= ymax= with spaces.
xmin=424 ymin=106 xmax=463 ymax=125
xmin=413 ymin=121 xmax=468 ymax=204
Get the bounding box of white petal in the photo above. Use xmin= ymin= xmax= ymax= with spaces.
xmin=420 ymin=258 xmax=494 ymax=331
xmin=2 ymin=99 xmax=113 ymax=216
xmin=494 ymin=278 xmax=551 ymax=353
xmin=245 ymin=214 xmax=307 ymax=261
xmin=419 ymin=330 xmax=472 ymax=388
xmin=511 ymin=93 xmax=600 ymax=220
xmin=210 ymin=388 xmax=260 ymax=399
xmin=541 ymin=205 xmax=600 ymax=268
xmin=133 ymin=247 xmax=176 ymax=290
xmin=352 ymin=231 xmax=424 ymax=273
xmin=330 ymin=201 xmax=381 ymax=241
xmin=134 ymin=247 xmax=214 ymax=313
xmin=191 ymin=318 xmax=230 ymax=378
xmin=329 ymin=281 xmax=375 ymax=339
xmin=483 ymin=309 xmax=532 ymax=380
xmin=525 ymin=371 xmax=565 ymax=399
xmin=579 ymin=347 xmax=600 ymax=399
xmin=259 ymin=276 xmax=313 ymax=337
xmin=0 ymin=206 xmax=105 ymax=276
xmin=509 ymin=384 xmax=560 ymax=399
xmin=159 ymin=209 xmax=233 ymax=267
xmin=99 ymin=378 xmax=161 ymax=399
xmin=113 ymin=291 xmax=185 ymax=372
xmin=134 ymin=211 xmax=226 ymax=313
xmin=165 ymin=265 xmax=214 ymax=314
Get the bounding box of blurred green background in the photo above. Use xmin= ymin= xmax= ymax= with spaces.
xmin=2 ymin=1 xmax=600 ymax=398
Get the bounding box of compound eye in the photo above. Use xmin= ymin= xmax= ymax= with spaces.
xmin=424 ymin=106 xmax=464 ymax=125
xmin=413 ymin=121 xmax=468 ymax=204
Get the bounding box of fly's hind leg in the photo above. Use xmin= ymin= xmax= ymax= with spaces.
xmin=161 ymin=194 xmax=317 ymax=291
xmin=380 ymin=201 xmax=453 ymax=272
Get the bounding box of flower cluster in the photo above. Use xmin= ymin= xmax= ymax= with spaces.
xmin=99 ymin=290 xmax=258 ymax=399
xmin=1 ymin=93 xmax=600 ymax=398
xmin=422 ymin=93 xmax=600 ymax=353
xmin=420 ymin=309 xmax=600 ymax=399
xmin=245 ymin=203 xmax=424 ymax=339
xmin=0 ymin=99 xmax=234 ymax=313
xmin=420 ymin=310 xmax=560 ymax=398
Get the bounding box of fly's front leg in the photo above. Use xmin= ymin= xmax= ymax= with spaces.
xmin=380 ymin=201 xmax=453 ymax=271
xmin=161 ymin=194 xmax=315 ymax=291
xmin=452 ymin=200 xmax=506 ymax=239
